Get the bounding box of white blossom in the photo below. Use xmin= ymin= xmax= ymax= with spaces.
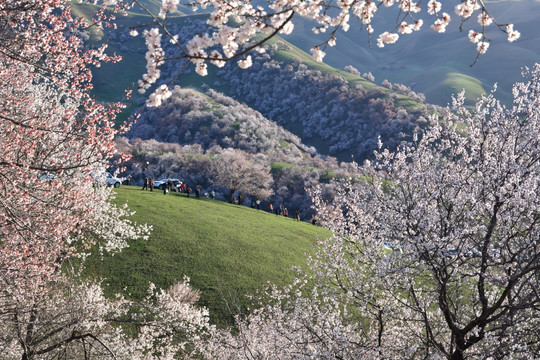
xmin=310 ymin=46 xmax=326 ymax=62
xmin=158 ymin=0 xmax=179 ymax=19
xmin=468 ymin=30 xmax=482 ymax=43
xmin=506 ymin=24 xmax=521 ymax=42
xmin=477 ymin=12 xmax=493 ymax=26
xmin=398 ymin=22 xmax=413 ymax=34
xmin=477 ymin=41 xmax=490 ymax=54
xmin=195 ymin=62 xmax=208 ymax=76
xmin=377 ymin=31 xmax=399 ymax=47
xmin=427 ymin=0 xmax=442 ymax=14
xmin=237 ymin=55 xmax=253 ymax=69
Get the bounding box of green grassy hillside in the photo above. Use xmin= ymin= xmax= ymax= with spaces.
xmin=85 ymin=186 xmax=331 ymax=326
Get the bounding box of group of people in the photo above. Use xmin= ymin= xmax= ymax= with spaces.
xmin=268 ymin=203 xmax=301 ymax=221
xmin=141 ymin=177 xmax=216 ymax=199
xmin=141 ymin=177 xmax=154 ymax=191
xmin=139 ymin=177 xmax=300 ymax=221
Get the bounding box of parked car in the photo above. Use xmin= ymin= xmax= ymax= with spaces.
xmin=105 ymin=172 xmax=122 ymax=188
xmin=152 ymin=178 xmax=169 ymax=190
xmin=91 ymin=172 xmax=122 ymax=188
xmin=153 ymin=178 xmax=182 ymax=191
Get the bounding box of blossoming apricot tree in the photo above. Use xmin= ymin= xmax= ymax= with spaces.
xmin=210 ymin=149 xmax=274 ymax=203
xmin=203 ymin=65 xmax=540 ymax=359
xmin=0 ymin=0 xmax=149 ymax=295
xmin=0 ymin=3 xmax=219 ymax=358
xmin=0 ymin=273 xmax=212 ymax=359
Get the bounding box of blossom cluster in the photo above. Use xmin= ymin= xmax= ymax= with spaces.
xmin=137 ymin=28 xmax=165 ymax=94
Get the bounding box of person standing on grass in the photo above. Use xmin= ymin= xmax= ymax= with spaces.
xmin=269 ymin=203 xmax=273 ymax=214
xmin=295 ymin=210 xmax=300 ymax=221
xmin=142 ymin=177 xmax=148 ymax=190
xmin=149 ymin=178 xmax=154 ymax=191
xmin=186 ymin=185 xmax=191 ymax=197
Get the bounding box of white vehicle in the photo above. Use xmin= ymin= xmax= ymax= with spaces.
xmin=153 ymin=178 xmax=182 ymax=191
xmin=92 ymin=172 xmax=122 ymax=188
xmin=105 ymin=172 xmax=122 ymax=188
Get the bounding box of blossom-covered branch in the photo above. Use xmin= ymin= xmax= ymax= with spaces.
xmin=99 ymin=0 xmax=520 ymax=106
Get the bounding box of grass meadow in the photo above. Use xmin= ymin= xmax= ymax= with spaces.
xmin=84 ymin=186 xmax=331 ymax=326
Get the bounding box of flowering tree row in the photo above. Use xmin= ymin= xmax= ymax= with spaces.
xmin=0 ymin=1 xmax=209 ymax=358
xmin=0 ymin=271 xmax=212 ymax=359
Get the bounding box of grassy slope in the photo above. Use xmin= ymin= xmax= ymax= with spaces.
xmin=85 ymin=186 xmax=331 ymax=326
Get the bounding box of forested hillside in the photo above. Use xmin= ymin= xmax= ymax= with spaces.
xmin=119 ymin=87 xmax=349 ymax=221
xmin=128 ymin=88 xmax=317 ymax=158
xmin=213 ymin=46 xmax=430 ymax=160
xmin=92 ymin=11 xmax=434 ymax=162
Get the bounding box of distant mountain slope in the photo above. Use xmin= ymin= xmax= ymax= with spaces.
xmin=120 ymin=87 xmax=344 ymax=221
xmin=85 ymin=186 xmax=332 ymax=326
xmin=88 ymin=9 xmax=431 ymax=161
xmin=128 ymin=87 xmax=318 ymax=159
xmin=281 ymin=0 xmax=540 ymax=105
xmin=202 ymin=41 xmax=429 ymax=161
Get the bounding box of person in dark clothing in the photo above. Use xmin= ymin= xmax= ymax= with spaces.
xmin=186 ymin=186 xmax=191 ymax=197
xmin=295 ymin=210 xmax=300 ymax=221
xmin=196 ymin=184 xmax=201 ymax=198
xmin=142 ymin=177 xmax=148 ymax=190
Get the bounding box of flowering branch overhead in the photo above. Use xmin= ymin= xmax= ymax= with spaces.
xmin=95 ymin=0 xmax=523 ymax=106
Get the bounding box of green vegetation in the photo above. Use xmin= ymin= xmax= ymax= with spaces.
xmin=443 ymin=72 xmax=486 ymax=102
xmin=319 ymin=170 xmax=335 ymax=183
xmin=271 ymin=161 xmax=295 ymax=174
xmin=85 ymin=186 xmax=331 ymax=326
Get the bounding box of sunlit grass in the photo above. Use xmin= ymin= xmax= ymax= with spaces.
xmin=84 ymin=186 xmax=331 ymax=326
